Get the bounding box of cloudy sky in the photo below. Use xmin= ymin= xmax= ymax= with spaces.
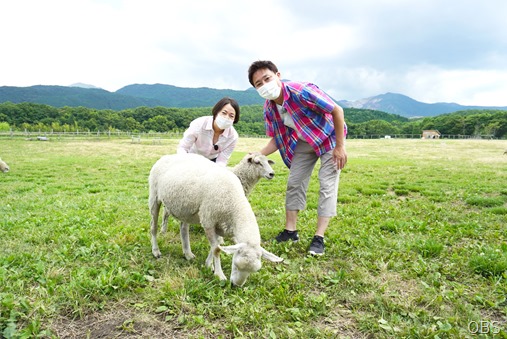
xmin=1 ymin=0 xmax=506 ymax=106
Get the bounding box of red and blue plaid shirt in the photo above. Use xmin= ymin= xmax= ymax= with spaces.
xmin=264 ymin=81 xmax=346 ymax=168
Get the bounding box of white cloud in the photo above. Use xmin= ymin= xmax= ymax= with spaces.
xmin=0 ymin=0 xmax=506 ymax=106
xmin=404 ymin=67 xmax=507 ymax=106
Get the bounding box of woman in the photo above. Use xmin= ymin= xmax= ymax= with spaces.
xmin=177 ymin=97 xmax=240 ymax=166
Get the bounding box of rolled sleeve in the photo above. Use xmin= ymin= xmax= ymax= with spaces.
xmin=177 ymin=128 xmax=198 ymax=154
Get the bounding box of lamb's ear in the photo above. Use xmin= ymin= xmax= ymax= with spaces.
xmin=261 ymin=248 xmax=284 ymax=262
xmin=268 ymin=159 xmax=275 ymax=165
xmin=247 ymin=152 xmax=262 ymax=164
xmin=218 ymin=243 xmax=246 ymax=255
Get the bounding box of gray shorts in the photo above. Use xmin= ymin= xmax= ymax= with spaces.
xmin=285 ymin=139 xmax=340 ymax=217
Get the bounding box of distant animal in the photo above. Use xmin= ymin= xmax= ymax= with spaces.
xmin=504 ymin=149 xmax=507 ymax=155
xmin=0 ymin=158 xmax=9 ymax=173
xmin=160 ymin=152 xmax=275 ymax=233
xmin=148 ymin=153 xmax=283 ymax=287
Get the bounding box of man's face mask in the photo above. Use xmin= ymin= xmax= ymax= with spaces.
xmin=257 ymin=80 xmax=281 ymax=100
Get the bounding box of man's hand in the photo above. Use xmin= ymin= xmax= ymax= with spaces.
xmin=333 ymin=145 xmax=347 ymax=170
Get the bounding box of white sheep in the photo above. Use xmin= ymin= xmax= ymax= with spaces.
xmin=230 ymin=152 xmax=275 ymax=196
xmin=0 ymin=158 xmax=9 ymax=173
xmin=149 ymin=153 xmax=283 ymax=287
xmin=160 ymin=152 xmax=275 ymax=233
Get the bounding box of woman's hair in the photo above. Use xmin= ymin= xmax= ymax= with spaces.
xmin=247 ymin=60 xmax=279 ymax=86
xmin=212 ymin=97 xmax=240 ymax=124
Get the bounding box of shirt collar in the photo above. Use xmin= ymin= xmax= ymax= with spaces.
xmin=204 ymin=116 xmax=214 ymax=130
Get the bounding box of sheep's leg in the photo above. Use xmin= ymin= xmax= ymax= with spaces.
xmin=211 ymin=246 xmax=226 ymax=281
xmin=203 ymin=236 xmax=223 ymax=271
xmin=180 ymin=222 xmax=195 ymax=260
xmin=203 ymin=226 xmax=226 ymax=281
xmin=149 ymin=198 xmax=162 ymax=258
xmin=205 ymin=249 xmax=214 ymax=271
xmin=204 ymin=236 xmax=224 ymax=272
xmin=161 ymin=206 xmax=169 ymax=233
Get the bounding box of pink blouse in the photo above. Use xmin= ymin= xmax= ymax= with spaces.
xmin=177 ymin=116 xmax=238 ymax=166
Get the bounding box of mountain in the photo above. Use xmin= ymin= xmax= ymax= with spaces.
xmin=116 ymin=83 xmax=264 ymax=107
xmin=1 ymin=85 xmax=505 ymax=117
xmin=0 ymin=85 xmax=160 ymax=110
xmin=338 ymin=92 xmax=507 ymax=118
xmin=0 ymin=84 xmax=264 ymax=110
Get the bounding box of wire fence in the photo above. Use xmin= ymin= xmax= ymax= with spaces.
xmin=0 ymin=130 xmax=498 ymax=141
xmin=346 ymin=134 xmax=497 ymax=139
xmin=0 ymin=130 xmax=178 ymax=140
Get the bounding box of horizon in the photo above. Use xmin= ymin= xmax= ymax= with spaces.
xmin=2 ymin=82 xmax=507 ymax=108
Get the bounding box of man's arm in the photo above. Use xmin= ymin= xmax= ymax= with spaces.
xmin=330 ymin=105 xmax=348 ymax=170
xmin=260 ymin=137 xmax=278 ymax=156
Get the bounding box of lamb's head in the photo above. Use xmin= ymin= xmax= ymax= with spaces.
xmin=245 ymin=153 xmax=275 ymax=180
xmin=0 ymin=159 xmax=9 ymax=173
xmin=219 ymin=243 xmax=283 ymax=287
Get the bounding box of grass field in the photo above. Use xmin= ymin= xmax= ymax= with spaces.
xmin=1 ymin=137 xmax=506 ymax=338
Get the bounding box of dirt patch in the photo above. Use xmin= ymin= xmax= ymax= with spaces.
xmin=312 ymin=305 xmax=374 ymax=339
xmin=50 ymin=304 xmax=203 ymax=339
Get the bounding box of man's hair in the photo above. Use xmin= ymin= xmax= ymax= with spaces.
xmin=247 ymin=60 xmax=279 ymax=86
xmin=212 ymin=97 xmax=241 ymax=124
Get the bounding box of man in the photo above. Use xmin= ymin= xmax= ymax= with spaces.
xmin=248 ymin=60 xmax=347 ymax=256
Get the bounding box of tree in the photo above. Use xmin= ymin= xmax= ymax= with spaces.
xmin=0 ymin=121 xmax=10 ymax=131
xmin=143 ymin=115 xmax=176 ymax=132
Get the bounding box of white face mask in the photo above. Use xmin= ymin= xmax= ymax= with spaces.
xmin=215 ymin=115 xmax=234 ymax=130
xmin=257 ymin=80 xmax=281 ymax=100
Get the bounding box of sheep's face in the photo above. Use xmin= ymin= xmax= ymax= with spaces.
xmin=0 ymin=160 xmax=9 ymax=173
xmin=220 ymin=243 xmax=283 ymax=287
xmin=230 ymin=246 xmax=263 ymax=287
xmin=247 ymin=153 xmax=275 ymax=180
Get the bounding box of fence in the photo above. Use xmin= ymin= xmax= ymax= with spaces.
xmin=0 ymin=130 xmax=497 ymax=141
xmin=346 ymin=134 xmax=497 ymax=139
xmin=0 ymin=130 xmax=184 ymax=141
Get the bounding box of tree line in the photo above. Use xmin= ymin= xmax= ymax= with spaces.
xmin=0 ymin=102 xmax=506 ymax=138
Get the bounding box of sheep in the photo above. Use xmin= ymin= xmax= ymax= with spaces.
xmin=149 ymin=153 xmax=283 ymax=287
xmin=160 ymin=152 xmax=275 ymax=233
xmin=230 ymin=152 xmax=275 ymax=196
xmin=0 ymin=158 xmax=9 ymax=173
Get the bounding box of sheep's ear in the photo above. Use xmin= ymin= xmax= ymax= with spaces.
xmin=268 ymin=159 xmax=275 ymax=165
xmin=247 ymin=152 xmax=263 ymax=164
xmin=218 ymin=243 xmax=246 ymax=255
xmin=250 ymin=156 xmax=261 ymax=164
xmin=261 ymin=248 xmax=284 ymax=262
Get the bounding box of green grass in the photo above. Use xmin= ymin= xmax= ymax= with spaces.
xmin=1 ymin=137 xmax=506 ymax=338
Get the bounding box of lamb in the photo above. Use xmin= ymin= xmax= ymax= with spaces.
xmin=149 ymin=153 xmax=283 ymax=287
xmin=230 ymin=152 xmax=275 ymax=196
xmin=0 ymin=158 xmax=9 ymax=173
xmin=160 ymin=152 xmax=275 ymax=233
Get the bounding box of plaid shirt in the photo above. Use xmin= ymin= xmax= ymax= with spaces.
xmin=264 ymin=81 xmax=345 ymax=168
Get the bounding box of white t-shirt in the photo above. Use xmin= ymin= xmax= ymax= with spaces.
xmin=277 ymin=104 xmax=302 ymax=138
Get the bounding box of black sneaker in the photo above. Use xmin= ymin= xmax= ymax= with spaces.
xmin=274 ymin=229 xmax=299 ymax=243
xmin=308 ymin=236 xmax=325 ymax=256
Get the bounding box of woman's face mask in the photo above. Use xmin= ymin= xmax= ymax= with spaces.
xmin=215 ymin=115 xmax=234 ymax=130
xmin=257 ymin=80 xmax=281 ymax=100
